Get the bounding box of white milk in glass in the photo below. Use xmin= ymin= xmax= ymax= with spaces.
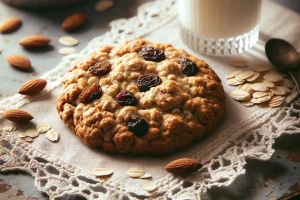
xmin=178 ymin=0 xmax=262 ymax=56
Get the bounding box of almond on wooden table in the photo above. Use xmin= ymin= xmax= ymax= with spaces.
xmin=19 ymin=35 xmax=51 ymax=48
xmin=4 ymin=109 xmax=33 ymax=122
xmin=0 ymin=17 xmax=22 ymax=33
xmin=6 ymin=54 xmax=31 ymax=70
xmin=95 ymin=0 xmax=114 ymax=12
xmin=19 ymin=79 xmax=47 ymax=96
xmin=165 ymin=158 xmax=202 ymax=175
xmin=61 ymin=12 xmax=87 ymax=31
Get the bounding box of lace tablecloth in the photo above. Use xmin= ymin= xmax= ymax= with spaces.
xmin=0 ymin=0 xmax=300 ymax=199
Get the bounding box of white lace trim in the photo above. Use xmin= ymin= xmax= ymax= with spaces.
xmin=1 ymin=1 xmax=300 ymax=199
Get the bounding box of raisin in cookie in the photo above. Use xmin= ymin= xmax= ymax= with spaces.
xmin=57 ymin=40 xmax=225 ymax=155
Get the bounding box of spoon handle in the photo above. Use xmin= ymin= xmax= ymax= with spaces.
xmin=287 ymin=70 xmax=300 ymax=94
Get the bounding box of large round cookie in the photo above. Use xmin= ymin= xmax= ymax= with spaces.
xmin=57 ymin=40 xmax=225 ymax=155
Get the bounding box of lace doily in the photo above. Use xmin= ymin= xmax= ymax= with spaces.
xmin=1 ymin=1 xmax=300 ymax=199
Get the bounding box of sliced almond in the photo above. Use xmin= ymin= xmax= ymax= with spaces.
xmin=0 ymin=17 xmax=22 ymax=33
xmin=231 ymin=90 xmax=250 ymax=101
xmin=92 ymin=168 xmax=114 ymax=177
xmin=227 ymin=78 xmax=245 ymax=86
xmin=251 ymin=83 xmax=269 ymax=92
xmin=280 ymin=79 xmax=294 ymax=89
xmin=143 ymin=183 xmax=157 ymax=192
xmin=19 ymin=79 xmax=47 ymax=96
xmin=269 ymin=95 xmax=285 ymax=103
xmin=58 ymin=36 xmax=79 ymax=46
xmin=231 ymin=58 xmax=247 ymax=67
xmin=269 ymin=102 xmax=283 ymax=108
xmin=25 ymin=129 xmax=39 ymax=138
xmin=242 ymin=101 xmax=255 ymax=107
xmin=271 ymin=86 xmax=289 ymax=95
xmin=251 ymin=64 xmax=271 ymax=72
xmin=18 ymin=133 xmax=27 ymax=138
xmin=140 ymin=173 xmax=152 ymax=179
xmin=263 ymin=73 xmax=283 ymax=82
xmin=235 ymin=71 xmax=254 ymax=81
xmin=95 ymin=0 xmax=114 ymax=12
xmin=269 ymin=90 xmax=273 ymax=97
xmin=268 ymin=96 xmax=284 ymax=107
xmin=252 ymin=92 xmax=269 ymax=98
xmin=251 ymin=96 xmax=271 ymax=104
xmin=239 ymin=83 xmax=254 ymax=94
xmin=2 ymin=126 xmax=17 ymax=132
xmin=24 ymin=137 xmax=33 ymax=142
xmin=36 ymin=124 xmax=51 ymax=133
xmin=262 ymin=80 xmax=275 ymax=88
xmin=226 ymin=70 xmax=242 ymax=79
xmin=278 ymin=86 xmax=291 ymax=93
xmin=127 ymin=168 xmax=145 ymax=178
xmin=246 ymin=72 xmax=260 ymax=82
xmin=58 ymin=47 xmax=76 ymax=55
xmin=46 ymin=129 xmax=59 ymax=142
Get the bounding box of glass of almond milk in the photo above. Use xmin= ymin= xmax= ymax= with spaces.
xmin=178 ymin=0 xmax=262 ymax=56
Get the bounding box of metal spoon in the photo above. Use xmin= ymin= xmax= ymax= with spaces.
xmin=265 ymin=39 xmax=300 ymax=100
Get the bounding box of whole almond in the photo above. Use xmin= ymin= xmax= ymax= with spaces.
xmin=19 ymin=35 xmax=51 ymax=48
xmin=19 ymin=79 xmax=47 ymax=96
xmin=4 ymin=109 xmax=33 ymax=122
xmin=6 ymin=54 xmax=31 ymax=69
xmin=165 ymin=158 xmax=202 ymax=175
xmin=0 ymin=17 xmax=22 ymax=33
xmin=61 ymin=13 xmax=86 ymax=31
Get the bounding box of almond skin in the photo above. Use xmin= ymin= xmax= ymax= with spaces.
xmin=165 ymin=158 xmax=202 ymax=175
xmin=6 ymin=54 xmax=31 ymax=70
xmin=19 ymin=79 xmax=47 ymax=96
xmin=4 ymin=109 xmax=33 ymax=122
xmin=61 ymin=12 xmax=86 ymax=31
xmin=0 ymin=17 xmax=22 ymax=33
xmin=19 ymin=35 xmax=51 ymax=48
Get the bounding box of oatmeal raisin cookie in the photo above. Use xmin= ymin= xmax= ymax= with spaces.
xmin=57 ymin=40 xmax=225 ymax=155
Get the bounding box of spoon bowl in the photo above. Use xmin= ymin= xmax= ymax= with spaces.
xmin=265 ymin=38 xmax=300 ymax=70
xmin=265 ymin=38 xmax=300 ymax=99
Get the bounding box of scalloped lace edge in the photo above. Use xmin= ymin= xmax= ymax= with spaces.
xmin=1 ymin=0 xmax=300 ymax=199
